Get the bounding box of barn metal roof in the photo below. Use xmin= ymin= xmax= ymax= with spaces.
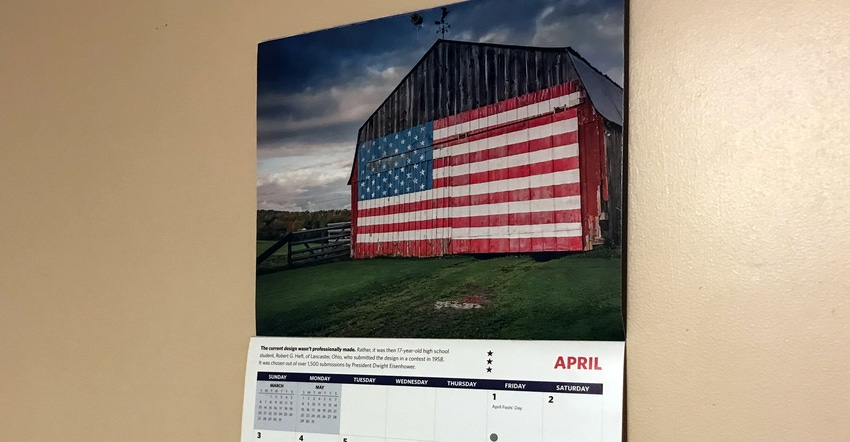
xmin=567 ymin=50 xmax=623 ymax=126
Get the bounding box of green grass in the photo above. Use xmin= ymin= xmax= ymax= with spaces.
xmin=256 ymin=253 xmax=623 ymax=341
xmin=256 ymin=240 xmax=286 ymax=257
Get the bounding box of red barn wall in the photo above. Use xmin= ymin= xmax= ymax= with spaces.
xmin=351 ymin=80 xmax=611 ymax=258
xmin=577 ymin=100 xmax=608 ymax=250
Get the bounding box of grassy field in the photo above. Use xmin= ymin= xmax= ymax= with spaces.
xmin=257 ymin=240 xmax=285 ymax=257
xmin=256 ymin=250 xmax=623 ymax=341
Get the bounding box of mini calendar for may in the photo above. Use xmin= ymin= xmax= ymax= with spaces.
xmin=241 ymin=337 xmax=624 ymax=442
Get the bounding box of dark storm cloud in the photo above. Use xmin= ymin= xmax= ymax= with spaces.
xmin=257 ymin=120 xmax=360 ymax=151
xmin=257 ymin=6 xmax=453 ymax=94
xmin=257 ymin=61 xmax=407 ymax=149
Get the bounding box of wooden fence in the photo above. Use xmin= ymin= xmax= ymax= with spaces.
xmin=256 ymin=222 xmax=351 ymax=268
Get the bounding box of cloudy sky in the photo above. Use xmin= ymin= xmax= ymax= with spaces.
xmin=257 ymin=0 xmax=624 ymax=211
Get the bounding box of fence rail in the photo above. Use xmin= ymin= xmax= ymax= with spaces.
xmin=256 ymin=222 xmax=351 ymax=268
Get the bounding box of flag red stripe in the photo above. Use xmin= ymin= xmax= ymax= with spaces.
xmin=353 ymin=239 xmax=447 ymax=259
xmin=434 ymin=157 xmax=579 ymax=188
xmin=449 ymin=236 xmax=583 ymax=254
xmin=453 ymin=182 xmax=580 ymax=206
xmin=432 ymin=80 xmax=580 ymax=130
xmin=357 ymin=209 xmax=582 ymax=234
xmin=353 ymin=236 xmax=584 ymax=258
xmin=357 ymin=197 xmax=449 ymax=218
xmin=356 ymin=183 xmax=581 ymax=219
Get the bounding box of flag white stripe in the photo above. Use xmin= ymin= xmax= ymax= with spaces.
xmin=433 ymin=144 xmax=579 ymax=179
xmin=433 ymin=118 xmax=578 ymax=159
xmin=356 ymin=223 xmax=582 ymax=243
xmin=357 ymin=196 xmax=581 ymax=227
xmin=356 ymin=170 xmax=581 ymax=211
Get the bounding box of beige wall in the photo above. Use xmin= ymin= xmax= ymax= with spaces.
xmin=628 ymin=2 xmax=850 ymax=440
xmin=1 ymin=0 xmax=847 ymax=440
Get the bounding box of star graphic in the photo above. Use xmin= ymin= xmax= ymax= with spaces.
xmin=487 ymin=351 xmax=493 ymax=356
xmin=486 ymin=367 xmax=492 ymax=373
xmin=487 ymin=359 xmax=492 ymax=364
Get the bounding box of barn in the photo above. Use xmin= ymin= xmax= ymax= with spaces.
xmin=348 ymin=40 xmax=623 ymax=258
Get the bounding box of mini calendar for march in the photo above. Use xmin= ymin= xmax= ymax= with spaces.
xmin=241 ymin=337 xmax=624 ymax=442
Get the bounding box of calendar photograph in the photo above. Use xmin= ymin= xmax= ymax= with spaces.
xmin=255 ymin=0 xmax=625 ymax=343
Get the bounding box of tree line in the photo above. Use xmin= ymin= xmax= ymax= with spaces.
xmin=257 ymin=209 xmax=351 ymax=240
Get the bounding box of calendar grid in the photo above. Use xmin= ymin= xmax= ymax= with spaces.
xmin=243 ymin=338 xmax=624 ymax=442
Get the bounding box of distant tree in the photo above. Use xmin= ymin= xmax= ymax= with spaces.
xmin=256 ymin=209 xmax=351 ymax=240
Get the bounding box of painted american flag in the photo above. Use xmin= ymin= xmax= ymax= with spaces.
xmin=354 ymin=80 xmax=584 ymax=258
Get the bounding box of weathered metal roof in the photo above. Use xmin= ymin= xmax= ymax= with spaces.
xmin=568 ymin=50 xmax=623 ymax=126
